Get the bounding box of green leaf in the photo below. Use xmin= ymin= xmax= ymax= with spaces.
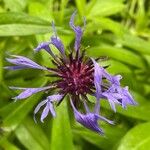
xmin=0 ymin=79 xmax=46 ymax=143
xmin=135 ymin=0 xmax=147 ymax=32
xmin=0 ymin=140 xmax=19 ymax=150
xmin=73 ymin=124 xmax=127 ymax=150
xmin=15 ymin=117 xmax=49 ymax=150
xmin=0 ymin=13 xmax=67 ymax=36
xmin=1 ymin=94 xmax=42 ymax=131
xmin=0 ymin=41 xmax=5 ymax=82
xmin=94 ymin=17 xmax=126 ymax=36
xmin=0 ymin=12 xmax=50 ymax=25
xmin=87 ymin=45 xmax=145 ymax=68
xmin=50 ymin=101 xmax=74 ymax=150
xmin=87 ymin=0 xmax=125 ymax=18
xmin=0 ymin=24 xmax=51 ymax=36
xmin=101 ymin=60 xmax=131 ymax=74
xmin=117 ymin=122 xmax=150 ymax=150
xmin=28 ymin=2 xmax=53 ymax=21
xmin=117 ymin=34 xmax=150 ymax=55
xmin=3 ymin=0 xmax=27 ymax=12
xmin=59 ymin=0 xmax=69 ymax=24
xmin=75 ymin=0 xmax=86 ymax=16
xmin=0 ymin=77 xmax=47 ymax=129
xmin=86 ymin=0 xmax=97 ymax=15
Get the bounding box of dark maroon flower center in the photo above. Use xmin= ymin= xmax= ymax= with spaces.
xmin=52 ymin=52 xmax=94 ymax=96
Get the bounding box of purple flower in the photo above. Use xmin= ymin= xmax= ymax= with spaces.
xmin=6 ymin=12 xmax=136 ymax=135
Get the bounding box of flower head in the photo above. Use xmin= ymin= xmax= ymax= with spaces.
xmin=5 ymin=12 xmax=137 ymax=135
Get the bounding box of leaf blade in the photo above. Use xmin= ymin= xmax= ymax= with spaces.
xmin=50 ymin=101 xmax=74 ymax=150
xmin=117 ymin=122 xmax=150 ymax=150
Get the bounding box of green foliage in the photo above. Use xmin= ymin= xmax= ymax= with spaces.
xmin=50 ymin=101 xmax=74 ymax=150
xmin=117 ymin=122 xmax=150 ymax=150
xmin=0 ymin=0 xmax=150 ymax=150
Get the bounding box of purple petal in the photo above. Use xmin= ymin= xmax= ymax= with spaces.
xmin=40 ymin=101 xmax=56 ymax=123
xmin=47 ymin=101 xmax=56 ymax=117
xmin=70 ymin=99 xmax=112 ymax=135
xmin=118 ymin=86 xmax=137 ymax=108
xmin=11 ymin=86 xmax=52 ymax=100
xmin=34 ymin=42 xmax=50 ymax=52
xmin=6 ymin=55 xmax=47 ymax=70
xmin=34 ymin=42 xmax=56 ymax=59
xmin=83 ymin=101 xmax=90 ymax=113
xmin=95 ymin=114 xmax=114 ymax=125
xmin=34 ymin=100 xmax=48 ymax=115
xmin=94 ymin=99 xmax=100 ymax=114
xmin=34 ymin=24 xmax=66 ymax=59
xmin=92 ymin=58 xmax=103 ymax=100
xmin=101 ymin=66 xmax=122 ymax=86
xmin=69 ymin=11 xmax=83 ymax=51
xmin=40 ymin=103 xmax=50 ymax=122
xmin=111 ymin=75 xmax=122 ymax=86
xmin=102 ymin=92 xmax=121 ymax=112
xmin=91 ymin=58 xmax=136 ymax=111
xmin=34 ymin=94 xmax=63 ymax=122
xmin=102 ymin=86 xmax=137 ymax=110
xmin=51 ymin=36 xmax=65 ymax=56
xmin=103 ymin=73 xmax=122 ymax=93
xmin=34 ymin=99 xmax=48 ymax=122
xmin=47 ymin=94 xmax=64 ymax=102
xmin=105 ymin=75 xmax=122 ymax=95
xmin=50 ymin=22 xmax=66 ymax=58
xmin=4 ymin=66 xmax=27 ymax=70
xmin=107 ymin=98 xmax=116 ymax=112
xmin=77 ymin=113 xmax=104 ymax=134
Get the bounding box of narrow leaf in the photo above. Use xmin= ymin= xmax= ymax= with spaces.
xmin=15 ymin=117 xmax=49 ymax=150
xmin=117 ymin=122 xmax=150 ymax=150
xmin=87 ymin=45 xmax=145 ymax=68
xmin=73 ymin=124 xmax=127 ymax=150
xmin=50 ymin=101 xmax=74 ymax=150
xmin=87 ymin=0 xmax=125 ymax=18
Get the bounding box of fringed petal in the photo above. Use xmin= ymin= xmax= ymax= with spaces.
xmin=91 ymin=58 xmax=103 ymax=100
xmin=10 ymin=86 xmax=52 ymax=101
xmin=34 ymin=94 xmax=64 ymax=122
xmin=118 ymin=86 xmax=137 ymax=108
xmin=51 ymin=22 xmax=65 ymax=56
xmin=69 ymin=11 xmax=84 ymax=51
xmin=70 ymin=99 xmax=113 ymax=135
xmin=40 ymin=103 xmax=50 ymax=122
xmin=6 ymin=55 xmax=47 ymax=70
xmin=4 ymin=66 xmax=27 ymax=70
xmin=51 ymin=36 xmax=66 ymax=57
xmin=34 ymin=42 xmax=56 ymax=59
xmin=34 ymin=99 xmax=48 ymax=122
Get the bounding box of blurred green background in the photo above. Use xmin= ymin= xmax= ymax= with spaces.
xmin=0 ymin=0 xmax=150 ymax=150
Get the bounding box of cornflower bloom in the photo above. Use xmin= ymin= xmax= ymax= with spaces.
xmin=5 ymin=12 xmax=137 ymax=135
